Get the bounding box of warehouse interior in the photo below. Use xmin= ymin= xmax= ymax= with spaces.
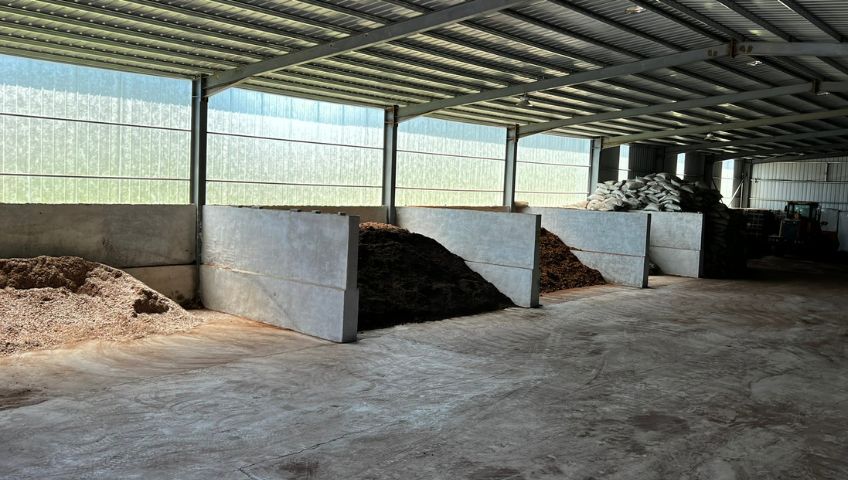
xmin=1 ymin=0 xmax=848 ymax=478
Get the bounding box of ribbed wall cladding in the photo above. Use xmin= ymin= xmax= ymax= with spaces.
xmin=750 ymin=157 xmax=848 ymax=211
xmin=628 ymin=144 xmax=665 ymax=177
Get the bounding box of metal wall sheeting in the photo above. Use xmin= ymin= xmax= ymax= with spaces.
xmin=207 ymin=87 xmax=383 ymax=206
xmin=0 ymin=55 xmax=190 ymax=204
xmin=750 ymin=159 xmax=848 ymax=211
xmin=2 ymin=54 xmax=595 ymax=207
xmin=628 ymin=144 xmax=665 ymax=178
xmin=2 ymin=0 xmax=848 ymax=150
xmin=397 ymin=116 xmax=505 ymax=207
xmin=516 ymin=134 xmax=590 ymax=207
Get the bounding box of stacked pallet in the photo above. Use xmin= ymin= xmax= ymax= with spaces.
xmin=585 ymin=173 xmax=746 ymax=278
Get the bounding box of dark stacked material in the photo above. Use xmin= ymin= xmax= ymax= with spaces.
xmin=704 ymin=204 xmax=748 ymax=278
xmin=742 ymin=209 xmax=779 ymax=258
xmin=357 ymin=222 xmax=513 ymax=330
xmin=539 ymin=229 xmax=605 ymax=293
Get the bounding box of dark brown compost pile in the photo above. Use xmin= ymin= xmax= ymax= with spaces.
xmin=539 ymin=228 xmax=606 ymax=293
xmin=0 ymin=256 xmax=199 ymax=355
xmin=357 ymin=223 xmax=513 ymax=330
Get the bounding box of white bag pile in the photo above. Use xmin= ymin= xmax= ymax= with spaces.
xmin=584 ymin=173 xmax=746 ymax=278
xmin=586 ymin=173 xmax=715 ymax=213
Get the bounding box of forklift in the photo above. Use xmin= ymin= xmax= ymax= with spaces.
xmin=768 ymin=201 xmax=836 ymax=255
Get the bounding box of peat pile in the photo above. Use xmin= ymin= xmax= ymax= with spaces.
xmin=0 ymin=256 xmax=200 ymax=355
xmin=357 ymin=223 xmax=513 ymax=330
xmin=539 ymin=228 xmax=605 ymax=293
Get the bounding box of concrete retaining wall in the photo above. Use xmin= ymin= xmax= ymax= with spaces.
xmin=396 ymin=207 xmax=540 ymax=307
xmin=0 ymin=204 xmax=195 ymax=266
xmin=0 ymin=204 xmax=196 ymax=301
xmin=200 ymin=206 xmax=359 ymax=342
xmin=260 ymin=206 xmax=387 ymax=223
xmin=123 ymin=265 xmax=197 ymax=305
xmin=646 ymin=212 xmax=705 ymax=278
xmin=523 ymin=207 xmax=650 ymax=288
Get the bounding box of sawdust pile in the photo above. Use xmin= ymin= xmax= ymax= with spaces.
xmin=0 ymin=256 xmax=200 ymax=355
xmin=357 ymin=222 xmax=513 ymax=330
xmin=539 ymin=229 xmax=606 ymax=293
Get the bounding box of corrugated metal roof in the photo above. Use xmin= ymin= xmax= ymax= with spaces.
xmin=1 ymin=0 xmax=848 ymax=154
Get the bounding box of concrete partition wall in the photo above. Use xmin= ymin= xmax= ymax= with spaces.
xmin=260 ymin=206 xmax=388 ymax=223
xmin=0 ymin=204 xmax=197 ymax=302
xmin=523 ymin=208 xmax=650 ymax=288
xmin=200 ymin=206 xmax=359 ymax=342
xmin=646 ymin=212 xmax=705 ymax=278
xmin=396 ymin=207 xmax=540 ymax=307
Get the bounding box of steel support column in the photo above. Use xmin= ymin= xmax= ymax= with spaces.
xmin=742 ymin=161 xmax=754 ymax=208
xmin=589 ymin=138 xmax=603 ymax=193
xmin=503 ymin=125 xmax=519 ymax=211
xmin=190 ymin=77 xmax=208 ymax=269
xmin=383 ymin=106 xmax=399 ymax=224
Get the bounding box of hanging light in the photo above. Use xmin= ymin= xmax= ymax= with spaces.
xmin=625 ymin=5 xmax=647 ymax=14
xmin=747 ymin=59 xmax=763 ymax=67
xmin=517 ymin=93 xmax=532 ymax=108
xmin=705 ymin=132 xmax=716 ymax=140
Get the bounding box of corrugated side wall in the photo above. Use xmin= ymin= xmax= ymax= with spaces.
xmin=628 ymin=144 xmax=665 ymax=177
xmin=750 ymin=159 xmax=848 ymax=211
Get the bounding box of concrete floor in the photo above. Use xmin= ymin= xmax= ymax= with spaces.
xmin=1 ymin=257 xmax=847 ymax=479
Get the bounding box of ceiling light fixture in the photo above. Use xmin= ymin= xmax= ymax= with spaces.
xmin=748 ymin=59 xmax=762 ymax=67
xmin=625 ymin=5 xmax=647 ymax=14
xmin=517 ymin=93 xmax=532 ymax=108
xmin=705 ymin=132 xmax=716 ymax=140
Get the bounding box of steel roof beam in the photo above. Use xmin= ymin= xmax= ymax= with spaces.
xmin=397 ymin=42 xmax=848 ymax=121
xmin=545 ymin=1 xmax=840 ymax=139
xmin=736 ymin=42 xmax=848 ymax=58
xmin=397 ymin=44 xmax=730 ymax=120
xmin=605 ymin=107 xmax=848 ymax=147
xmin=204 ymin=0 xmax=535 ymax=95
xmin=518 ymin=81 xmax=837 ymax=138
xmin=632 ymin=0 xmax=848 ymax=107
xmin=752 ymin=152 xmax=848 ymax=164
xmin=197 ymin=0 xmax=830 ymax=139
xmin=668 ymin=128 xmax=848 ymax=154
xmin=714 ymin=0 xmax=848 ymax=85
xmin=713 ymin=142 xmax=848 ymax=161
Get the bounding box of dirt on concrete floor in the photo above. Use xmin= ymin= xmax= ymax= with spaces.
xmin=0 ymin=256 xmax=201 ymax=356
xmin=539 ymin=228 xmax=605 ymax=293
xmin=357 ymin=222 xmax=513 ymax=330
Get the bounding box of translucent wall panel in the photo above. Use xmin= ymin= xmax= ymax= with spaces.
xmin=618 ymin=144 xmax=631 ymax=181
xmin=515 ymin=134 xmax=590 ymax=207
xmin=397 ymin=117 xmax=504 ymax=206
xmin=0 ymin=54 xmax=190 ymax=204
xmin=207 ymin=89 xmax=382 ymax=206
xmin=719 ymin=160 xmax=735 ymax=203
xmin=676 ymin=153 xmax=686 ymax=177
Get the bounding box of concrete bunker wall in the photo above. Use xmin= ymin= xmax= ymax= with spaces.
xmin=0 ymin=204 xmax=197 ymax=302
xmin=646 ymin=212 xmax=705 ymax=278
xmin=396 ymin=207 xmax=541 ymax=307
xmin=257 ymin=206 xmax=388 ymax=223
xmin=523 ymin=207 xmax=650 ymax=288
xmin=200 ymin=206 xmax=359 ymax=343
